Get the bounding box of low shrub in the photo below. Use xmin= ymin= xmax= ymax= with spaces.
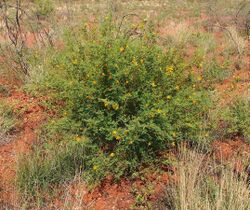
xmin=222 ymin=98 xmax=250 ymax=142
xmin=34 ymin=0 xmax=54 ymax=18
xmin=0 ymin=100 xmax=18 ymax=143
xmin=17 ymin=16 xmax=211 ymax=197
xmin=0 ymin=100 xmax=17 ymax=134
xmin=202 ymin=58 xmax=231 ymax=84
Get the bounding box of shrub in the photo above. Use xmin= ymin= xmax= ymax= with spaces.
xmin=50 ymin=17 xmax=210 ymax=176
xmin=17 ymin=16 xmax=211 ymax=195
xmin=222 ymin=98 xmax=250 ymax=142
xmin=34 ymin=0 xmax=54 ymax=18
xmin=202 ymin=58 xmax=231 ymax=84
xmin=0 ymin=100 xmax=18 ymax=144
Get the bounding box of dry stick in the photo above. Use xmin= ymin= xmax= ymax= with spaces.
xmin=2 ymin=1 xmax=54 ymax=48
xmin=0 ymin=0 xmax=56 ymax=76
xmin=234 ymin=0 xmax=250 ymax=36
xmin=116 ymin=13 xmax=143 ymax=39
xmin=1 ymin=0 xmax=29 ymax=76
xmin=208 ymin=5 xmax=243 ymax=59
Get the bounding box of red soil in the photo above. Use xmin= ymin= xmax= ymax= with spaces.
xmin=0 ymin=83 xmax=46 ymax=207
xmin=212 ymin=139 xmax=250 ymax=174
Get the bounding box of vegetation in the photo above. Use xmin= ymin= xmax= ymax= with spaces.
xmin=0 ymin=0 xmax=249 ymax=209
xmin=221 ymin=98 xmax=250 ymax=141
xmin=0 ymin=101 xmax=18 ymax=144
xmin=17 ymin=17 xmax=211 ymax=197
xmin=163 ymin=147 xmax=250 ymax=210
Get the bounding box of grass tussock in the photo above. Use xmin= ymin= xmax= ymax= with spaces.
xmin=164 ymin=146 xmax=250 ymax=210
xmin=0 ymin=101 xmax=18 ymax=144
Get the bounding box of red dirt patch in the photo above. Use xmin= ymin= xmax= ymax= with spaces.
xmin=212 ymin=139 xmax=250 ymax=174
xmin=0 ymin=82 xmax=46 ymax=207
xmin=212 ymin=139 xmax=250 ymax=160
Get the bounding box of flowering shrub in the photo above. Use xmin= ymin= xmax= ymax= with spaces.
xmin=18 ymin=17 xmax=211 ymax=191
xmin=46 ymin=17 xmax=210 ymax=177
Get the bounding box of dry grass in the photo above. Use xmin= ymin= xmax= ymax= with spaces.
xmin=164 ymin=146 xmax=250 ymax=210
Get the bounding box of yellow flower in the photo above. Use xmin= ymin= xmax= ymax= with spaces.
xmin=192 ymin=100 xmax=197 ymax=104
xmin=72 ymin=59 xmax=78 ymax=64
xmin=172 ymin=132 xmax=176 ymax=138
xmin=86 ymin=96 xmax=93 ymax=100
xmin=112 ymin=130 xmax=121 ymax=140
xmin=104 ymin=101 xmax=109 ymax=108
xmin=166 ymin=66 xmax=174 ymax=74
xmin=120 ymin=47 xmax=125 ymax=52
xmin=63 ymin=111 xmax=67 ymax=116
xmin=93 ymin=165 xmax=98 ymax=171
xmin=151 ymin=81 xmax=157 ymax=87
xmin=167 ymin=95 xmax=172 ymax=100
xmin=197 ymin=76 xmax=203 ymax=81
xmin=112 ymin=103 xmax=119 ymax=110
xmin=175 ymin=85 xmax=180 ymax=90
xmin=199 ymin=63 xmax=203 ymax=68
xmin=93 ymin=80 xmax=97 ymax=85
xmin=110 ymin=153 xmax=115 ymax=158
xmin=115 ymin=135 xmax=121 ymax=141
xmin=129 ymin=140 xmax=133 ymax=145
xmin=156 ymin=109 xmax=162 ymax=114
xmin=132 ymin=58 xmax=138 ymax=66
xmin=139 ymin=22 xmax=145 ymax=29
xmin=75 ymin=136 xmax=81 ymax=142
xmin=125 ymin=80 xmax=129 ymax=84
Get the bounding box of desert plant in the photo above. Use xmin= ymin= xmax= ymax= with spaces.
xmin=163 ymin=147 xmax=250 ymax=210
xmin=34 ymin=0 xmax=54 ymax=18
xmin=202 ymin=59 xmax=231 ymax=84
xmin=0 ymin=100 xmax=18 ymax=144
xmin=222 ymin=98 xmax=250 ymax=142
xmin=16 ymin=15 xmax=212 ymax=200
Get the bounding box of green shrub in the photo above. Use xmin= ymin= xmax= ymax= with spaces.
xmin=0 ymin=100 xmax=17 ymax=136
xmin=50 ymin=17 xmax=210 ymax=175
xmin=0 ymin=100 xmax=18 ymax=145
xmin=222 ymin=98 xmax=250 ymax=141
xmin=203 ymin=59 xmax=231 ymax=84
xmin=34 ymin=0 xmax=54 ymax=17
xmin=17 ymin=16 xmax=211 ymax=196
